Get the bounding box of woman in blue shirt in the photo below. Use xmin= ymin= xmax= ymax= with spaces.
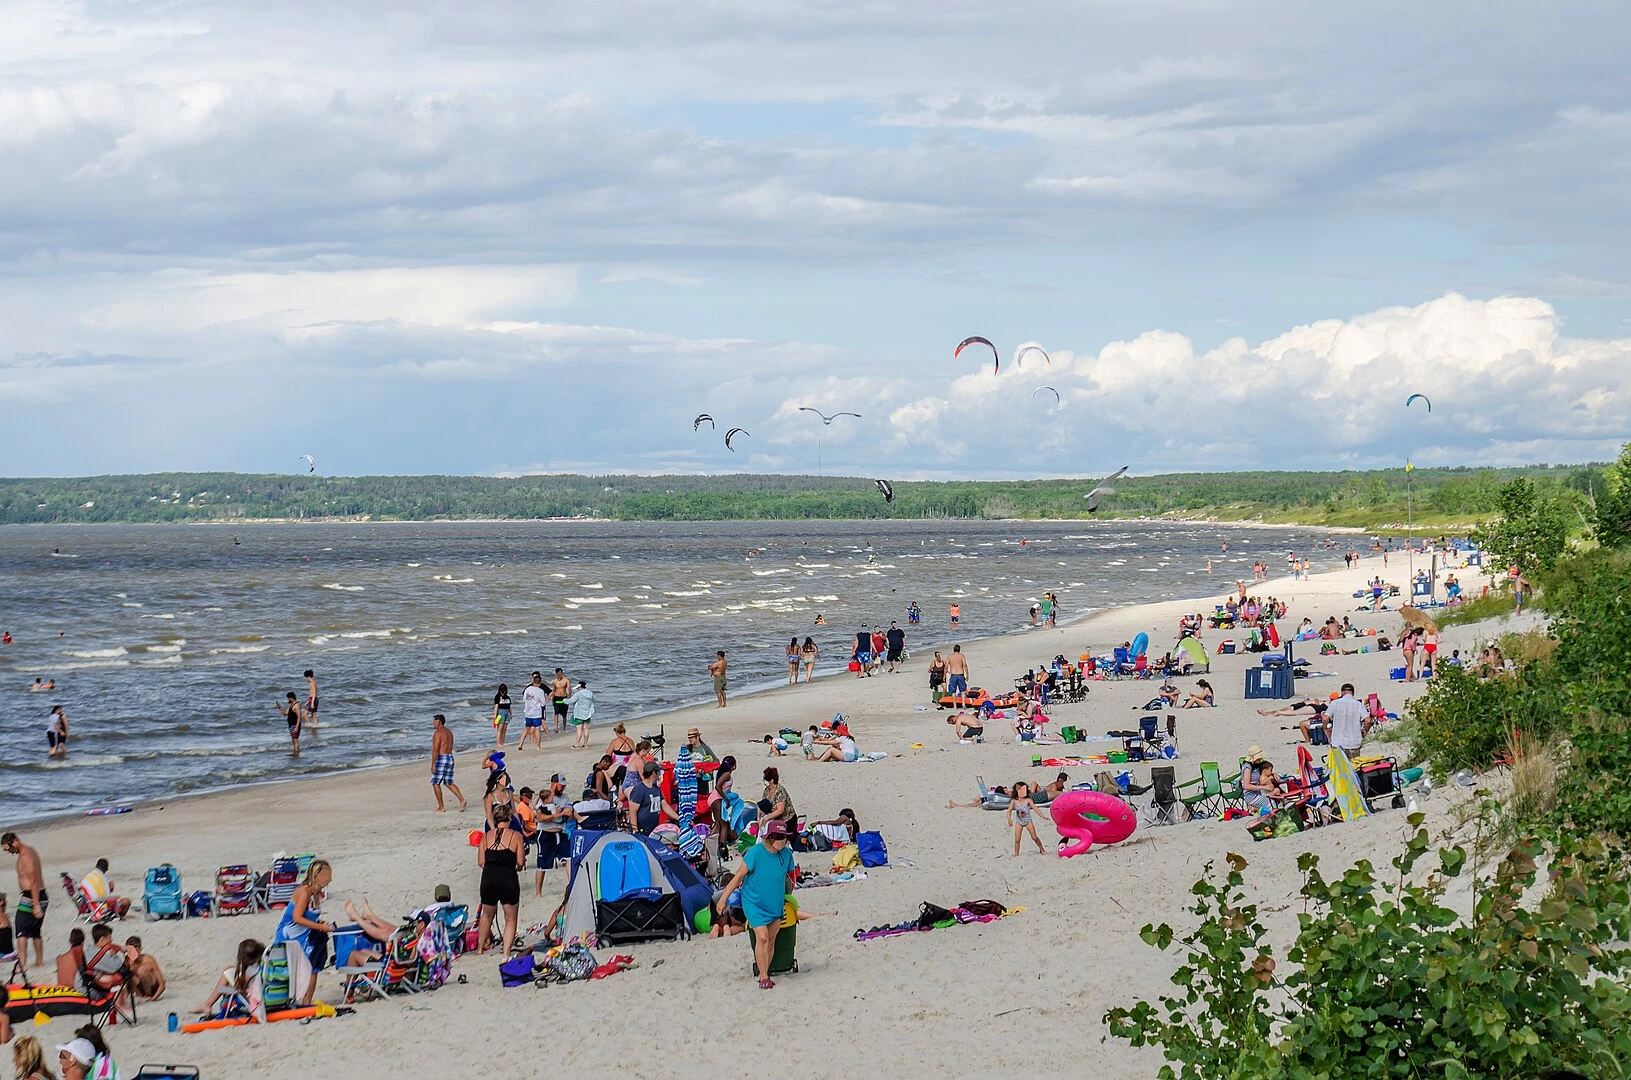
xmin=716 ymin=818 xmax=794 ymax=989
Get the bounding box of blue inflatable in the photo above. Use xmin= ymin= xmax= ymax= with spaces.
xmin=1131 ymin=632 xmax=1149 ymax=658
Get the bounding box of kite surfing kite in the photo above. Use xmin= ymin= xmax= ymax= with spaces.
xmin=298 ymin=454 xmax=317 ymax=473
xmin=874 ymin=479 xmax=894 ymax=503
xmin=693 ymin=414 xmax=715 ymax=431
xmin=1405 ymin=393 xmax=1432 ymax=413
xmin=1032 ymin=386 xmax=1061 ymax=405
xmin=798 ymin=407 xmax=862 ymax=425
xmin=724 ymin=427 xmax=750 ymax=452
xmin=955 ymin=336 xmax=1001 ymax=374
xmin=1083 ymin=466 xmax=1129 ymax=513
xmin=1016 ymin=345 xmax=1051 ymax=368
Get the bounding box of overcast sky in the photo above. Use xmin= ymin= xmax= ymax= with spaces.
xmin=3 ymin=0 xmax=1628 ymax=479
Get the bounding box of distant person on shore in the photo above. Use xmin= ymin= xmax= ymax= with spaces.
xmin=800 ymin=637 xmax=818 ymax=683
xmin=4 ymin=831 xmax=46 ymax=972
xmin=47 ymin=706 xmax=68 ymax=758
xmin=1007 ymin=782 xmax=1047 ymax=856
xmin=710 ymin=651 xmax=729 ymax=707
xmin=869 ymin=627 xmax=887 ymax=675
xmin=605 ymin=723 xmax=635 ymax=768
xmin=535 ymin=776 xmax=574 ymax=895
xmin=852 ymin=628 xmax=871 ymax=678
xmin=521 ymin=672 xmax=549 ymax=746
xmin=928 ymin=651 xmax=947 ymax=700
xmin=786 ymin=638 xmax=801 ymax=684
xmin=715 ymin=817 xmax=795 ymax=989
xmin=430 ymin=714 xmax=467 ymax=813
xmin=493 ymin=683 xmax=514 ymax=748
xmin=886 ymin=621 xmax=906 ymax=672
xmin=566 ymin=681 xmax=595 ymax=749
xmin=303 ymin=669 xmax=319 ymax=729
xmin=551 ymin=668 xmax=572 ymax=736
xmin=279 ymin=692 xmax=302 ymax=756
xmin=1181 ymin=680 xmax=1215 ymax=708
xmin=686 ymin=727 xmax=717 ymax=763
xmin=1326 ymin=683 xmax=1372 ymax=760
xmin=1030 ymin=603 xmax=1039 ymax=626
xmin=1041 ymin=593 xmax=1055 ymax=626
xmin=945 ymin=644 xmax=969 ymax=696
xmin=907 ymin=602 xmax=921 ymax=624
xmin=949 ymin=603 xmax=960 ymax=628
xmin=79 ymin=859 xmax=131 ymax=919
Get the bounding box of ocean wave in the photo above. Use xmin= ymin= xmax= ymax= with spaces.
xmin=308 ymin=635 xmax=331 ymax=645
xmin=563 ymin=624 xmax=583 ymax=631
xmin=567 ymin=596 xmax=620 ymax=605
xmin=208 ymin=645 xmax=270 ymax=655
xmin=340 ymin=628 xmax=408 ymax=639
xmin=578 ymin=583 xmax=604 ymax=589
xmin=142 ymin=644 xmax=183 ymax=654
xmin=139 ymin=613 xmax=176 ymax=619
xmin=664 ymin=589 xmax=711 ymax=597
xmin=751 ymin=569 xmax=792 ymax=576
xmin=638 ymin=603 xmax=666 ymax=609
xmin=433 ymin=576 xmax=475 ymax=584
xmin=495 ymin=629 xmax=528 ymax=635
xmin=55 ymin=659 xmax=132 ymax=671
xmin=137 ymin=654 xmax=182 ymax=666
xmin=120 ymin=602 xmax=144 ymax=608
xmin=320 ymin=583 xmax=365 ymax=592
xmin=67 ymin=647 xmax=128 ymax=658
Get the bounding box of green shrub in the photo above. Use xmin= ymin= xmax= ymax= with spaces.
xmin=1405 ymin=664 xmax=1540 ymax=776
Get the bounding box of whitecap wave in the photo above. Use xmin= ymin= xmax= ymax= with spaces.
xmin=67 ymin=647 xmax=128 ymax=659
xmin=139 ymin=613 xmax=176 ymax=620
xmin=566 ymin=596 xmax=620 ymax=604
xmin=209 ymin=645 xmax=270 ymax=655
xmin=142 ymin=644 xmax=183 ymax=654
xmin=433 ymin=575 xmax=475 ymax=584
xmin=321 ymin=583 xmax=365 ymax=592
xmin=137 ymin=654 xmax=182 ymax=666
xmin=664 ymin=589 xmax=711 ymax=597
xmin=563 ymin=624 xmax=584 ymax=631
xmin=119 ymin=602 xmax=144 ymax=608
xmin=751 ymin=569 xmax=792 ymax=576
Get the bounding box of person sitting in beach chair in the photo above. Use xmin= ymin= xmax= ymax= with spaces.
xmin=80 ymin=923 xmax=137 ymax=1025
xmin=77 ymin=861 xmax=131 ymax=921
xmin=196 ymin=939 xmax=266 ymax=1022
xmin=1239 ymin=749 xmax=1288 ymax=814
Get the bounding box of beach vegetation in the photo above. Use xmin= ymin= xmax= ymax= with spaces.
xmin=1471 ymin=477 xmax=1571 ymax=578
xmin=1588 ymin=441 xmax=1631 ymax=550
xmin=1433 ymin=589 xmax=1516 ymax=627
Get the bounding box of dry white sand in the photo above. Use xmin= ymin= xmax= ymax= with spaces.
xmin=9 ymin=551 xmax=1510 ymax=1078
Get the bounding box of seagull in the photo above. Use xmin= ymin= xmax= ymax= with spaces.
xmin=1084 ymin=466 xmax=1129 ymax=513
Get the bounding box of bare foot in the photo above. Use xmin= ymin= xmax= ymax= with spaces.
xmin=434 ymin=807 xmax=445 ymax=813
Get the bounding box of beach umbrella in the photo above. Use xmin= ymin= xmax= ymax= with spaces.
xmin=1323 ymin=748 xmax=1370 ymax=821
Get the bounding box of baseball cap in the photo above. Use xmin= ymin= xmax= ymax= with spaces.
xmin=642 ymin=760 xmax=659 ymax=777
xmin=549 ymin=773 xmax=567 ymax=785
xmin=58 ymin=1040 xmax=96 ymax=1066
xmin=761 ymin=819 xmax=792 ymax=838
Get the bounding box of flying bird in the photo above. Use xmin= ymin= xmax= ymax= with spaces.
xmin=954 ymin=336 xmax=1001 ymax=374
xmin=797 ymin=408 xmax=862 ymax=425
xmin=693 ymin=414 xmax=716 ymax=430
xmin=724 ymin=427 xmax=750 ymax=451
xmin=1083 ymin=466 xmax=1129 ymax=513
xmin=874 ymin=479 xmax=894 ymax=503
xmin=298 ymin=454 xmax=317 ymax=473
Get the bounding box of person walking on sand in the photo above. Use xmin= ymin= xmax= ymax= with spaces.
xmin=709 ymin=651 xmax=729 ymax=708
xmin=3 ymin=831 xmax=46 ymax=972
xmin=303 ymin=669 xmax=319 ymax=729
xmin=551 ymin=668 xmax=572 ymax=736
xmin=430 ymin=714 xmax=467 ymax=812
xmin=493 ymin=682 xmax=515 ymax=748
xmin=1007 ymin=782 xmax=1047 ymax=856
xmin=800 ymin=637 xmax=818 ymax=683
xmin=715 ymin=818 xmax=795 ymax=989
xmin=566 ymin=680 xmax=595 ymax=748
xmin=278 ymin=692 xmax=303 ymax=756
xmin=519 ymin=672 xmax=548 ymax=747
xmin=928 ymin=651 xmax=947 ymax=701
xmin=886 ymin=621 xmax=906 ymax=673
xmin=945 ymin=644 xmax=969 ymax=696
xmin=785 ymin=637 xmax=801 ymax=685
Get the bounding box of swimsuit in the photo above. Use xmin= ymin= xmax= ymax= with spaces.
xmin=15 ymin=893 xmax=46 ymax=938
xmin=432 ymin=753 xmax=456 ymax=786
xmin=1012 ymin=804 xmax=1034 ymax=826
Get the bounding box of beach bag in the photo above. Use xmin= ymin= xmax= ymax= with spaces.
xmin=847 ymin=660 xmax=861 ymax=672
xmin=543 ymin=943 xmax=597 ymax=983
xmin=856 ymin=831 xmax=888 ymax=867
xmin=261 ymin=944 xmax=291 ymax=1009
xmin=499 ymin=953 xmax=538 ymax=987
xmin=916 ymin=902 xmax=956 ymax=929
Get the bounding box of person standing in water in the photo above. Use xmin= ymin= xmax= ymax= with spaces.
xmin=949 ymin=602 xmax=960 ymax=628
xmin=46 ymin=706 xmax=68 ymax=758
xmin=279 ymin=692 xmax=303 ymax=756
xmin=709 ymin=651 xmax=729 ymax=708
xmin=430 ymin=714 xmax=467 ymax=812
xmin=302 ymin=670 xmax=319 ymax=729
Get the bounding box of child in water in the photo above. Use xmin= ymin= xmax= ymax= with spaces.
xmin=1006 ymin=781 xmax=1047 ymax=856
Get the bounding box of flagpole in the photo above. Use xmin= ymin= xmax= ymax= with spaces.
xmin=1406 ymin=462 xmax=1414 ymax=590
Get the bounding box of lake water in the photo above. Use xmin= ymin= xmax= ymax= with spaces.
xmin=0 ymin=519 xmax=1347 ymax=821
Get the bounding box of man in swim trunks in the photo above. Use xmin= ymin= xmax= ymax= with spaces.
xmin=3 ymin=831 xmax=46 ymax=971
xmin=709 ymin=651 xmax=729 ymax=707
xmin=948 ymin=712 xmax=984 ymax=741
xmin=551 ymin=668 xmax=572 ymax=735
xmin=945 ymin=644 xmax=969 ymax=696
xmin=886 ymin=621 xmax=906 ymax=673
xmin=124 ymin=935 xmax=166 ymax=1000
xmin=521 ymin=672 xmax=549 ymax=746
xmin=303 ymin=669 xmax=319 ymax=728
xmin=853 ymin=627 xmax=871 ymax=678
xmin=429 ymin=714 xmax=467 ymax=813
xmin=949 ymin=603 xmax=960 ymax=627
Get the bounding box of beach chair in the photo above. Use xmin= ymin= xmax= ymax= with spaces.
xmin=62 ymin=873 xmax=123 ymax=925
xmin=1176 ymin=762 xmax=1231 ymax=819
xmin=142 ymin=865 xmax=185 ymax=921
xmin=260 ymin=944 xmax=292 ymax=1011
xmin=212 ymin=865 xmax=258 ymax=917
xmin=339 ymin=951 xmax=390 ymax=1003
xmin=257 ymin=857 xmax=301 ymax=910
xmin=79 ymin=946 xmax=138 ymax=1028
xmin=1143 ymin=766 xmax=1182 ymax=827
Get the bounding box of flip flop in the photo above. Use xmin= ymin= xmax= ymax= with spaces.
xmin=758 ymin=977 xmax=775 ymax=990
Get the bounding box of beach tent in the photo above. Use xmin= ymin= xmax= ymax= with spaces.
xmin=563 ymin=830 xmax=695 ymax=944
xmin=1177 ymin=636 xmax=1209 ymax=673
xmin=1323 ymin=749 xmax=1370 ymax=822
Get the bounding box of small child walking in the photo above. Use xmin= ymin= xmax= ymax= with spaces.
xmin=1007 ymin=781 xmax=1047 ymax=856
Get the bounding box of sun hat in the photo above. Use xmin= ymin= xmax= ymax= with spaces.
xmin=1245 ymin=746 xmax=1267 ymax=763
xmin=686 ymin=728 xmax=701 ymax=739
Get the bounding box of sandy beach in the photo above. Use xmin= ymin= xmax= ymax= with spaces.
xmin=8 ymin=551 xmax=1510 ymax=1078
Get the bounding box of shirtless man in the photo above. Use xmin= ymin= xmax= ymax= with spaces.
xmin=709 ymin=651 xmax=728 ymax=708
xmin=944 ymin=644 xmax=970 ymax=696
xmin=124 ymin=935 xmax=166 ymax=1000
xmin=948 ymin=711 xmax=985 ymax=741
xmin=429 ymin=714 xmax=467 ymax=813
xmin=303 ymin=669 xmax=319 ymax=729
xmin=550 ymin=668 xmax=572 ymax=736
xmin=3 ymin=831 xmax=46 ymax=971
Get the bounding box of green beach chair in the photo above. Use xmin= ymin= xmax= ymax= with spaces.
xmin=1177 ymin=762 xmax=1228 ymax=819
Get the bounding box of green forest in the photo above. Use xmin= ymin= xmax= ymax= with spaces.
xmin=0 ymin=464 xmax=1607 ymax=529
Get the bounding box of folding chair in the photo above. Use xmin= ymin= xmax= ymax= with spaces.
xmin=1176 ymin=762 xmax=1230 ymax=819
xmin=79 ymin=950 xmax=139 ymax=1028
xmin=1143 ymin=766 xmax=1182 ymax=826
xmin=257 ymin=857 xmax=301 ymax=910
xmin=62 ymin=873 xmax=122 ymax=924
xmin=212 ymin=865 xmax=258 ymax=916
xmin=340 ymin=958 xmax=389 ymax=1003
xmin=142 ymin=865 xmax=185 ymax=921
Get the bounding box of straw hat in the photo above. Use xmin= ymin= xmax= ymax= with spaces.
xmin=1244 ymin=745 xmax=1267 ymax=763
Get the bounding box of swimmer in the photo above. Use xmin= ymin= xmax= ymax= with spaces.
xmin=814 ymin=614 xmax=826 ymax=626
xmin=29 ymin=678 xmax=55 ymax=693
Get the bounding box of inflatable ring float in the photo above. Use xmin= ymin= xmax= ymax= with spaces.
xmin=1050 ymin=790 xmax=1137 ymax=857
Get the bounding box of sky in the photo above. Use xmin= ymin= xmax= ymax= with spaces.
xmin=2 ymin=0 xmax=1628 ymax=480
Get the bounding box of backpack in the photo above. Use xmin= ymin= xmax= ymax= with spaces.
xmin=856 ymin=831 xmax=888 ymax=867
xmin=499 ymin=953 xmax=537 ymax=987
xmin=542 ymin=943 xmax=597 ymax=983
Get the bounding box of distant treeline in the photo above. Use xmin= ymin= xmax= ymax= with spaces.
xmin=0 ymin=465 xmax=1605 ymax=527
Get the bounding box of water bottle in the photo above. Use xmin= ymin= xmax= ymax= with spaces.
xmin=167 ymin=1011 xmax=178 ymax=1033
